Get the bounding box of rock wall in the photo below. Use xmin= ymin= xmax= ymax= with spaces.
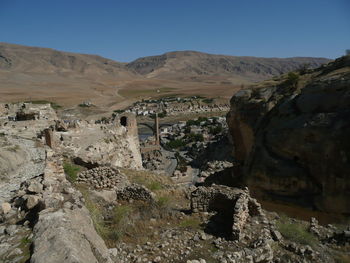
xmin=8 ymin=150 xmax=113 ymax=263
xmin=0 ymin=136 xmax=46 ymax=204
xmin=226 ymin=56 xmax=350 ymax=214
xmin=56 ymin=113 xmax=142 ymax=170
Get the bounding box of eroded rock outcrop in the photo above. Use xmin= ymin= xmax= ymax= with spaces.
xmin=227 ymin=55 xmax=350 ymax=214
xmin=16 ymin=150 xmax=113 ymax=263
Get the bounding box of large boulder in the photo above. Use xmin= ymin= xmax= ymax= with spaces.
xmin=31 ymin=207 xmax=112 ymax=263
xmin=227 ymin=56 xmax=350 ymax=214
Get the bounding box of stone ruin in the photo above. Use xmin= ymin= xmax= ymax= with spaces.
xmin=0 ymin=102 xmax=57 ymax=123
xmin=76 ymin=166 xmax=155 ymax=202
xmin=191 ymin=185 xmax=264 ymax=240
xmin=76 ymin=167 xmax=129 ymax=190
xmin=57 ymin=113 xmax=142 ymax=170
xmin=116 ymin=184 xmax=155 ymax=203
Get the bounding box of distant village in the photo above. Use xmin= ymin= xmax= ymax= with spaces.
xmin=119 ymin=96 xmax=230 ymax=117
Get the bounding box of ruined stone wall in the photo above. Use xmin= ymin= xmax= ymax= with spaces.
xmin=56 ymin=113 xmax=142 ymax=170
xmin=191 ymin=185 xmax=263 ymax=240
xmin=77 ymin=167 xmax=129 ymax=189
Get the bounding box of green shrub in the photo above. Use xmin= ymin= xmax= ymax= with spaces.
xmin=187 ymin=133 xmax=204 ymax=142
xmin=283 ymin=72 xmax=299 ymax=88
xmin=158 ymin=111 xmax=167 ymax=118
xmin=186 ymin=119 xmax=200 ymax=126
xmin=147 ymin=181 xmax=163 ymax=191
xmin=107 ymin=205 xmax=133 ymax=240
xmin=63 ymin=161 xmax=81 ymax=183
xmin=276 ymin=215 xmax=317 ymax=246
xmin=20 ymin=237 xmax=31 ymax=246
xmin=166 ymin=139 xmax=186 ymax=149
xmin=209 ymin=125 xmax=223 ymax=135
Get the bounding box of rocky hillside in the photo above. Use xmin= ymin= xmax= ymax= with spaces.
xmin=127 ymin=51 xmax=331 ymax=82
xmin=0 ymin=42 xmax=136 ymax=78
xmin=0 ymin=101 xmax=349 ymax=262
xmin=227 ymin=55 xmax=350 ymax=214
xmin=0 ymin=42 xmax=331 ymax=107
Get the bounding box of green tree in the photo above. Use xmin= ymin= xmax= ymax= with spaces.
xmin=283 ymin=72 xmax=299 ymax=88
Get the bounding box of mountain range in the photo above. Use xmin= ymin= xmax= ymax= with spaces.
xmin=0 ymin=42 xmax=331 ymax=107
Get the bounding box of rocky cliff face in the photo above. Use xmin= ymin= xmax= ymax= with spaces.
xmin=227 ymin=56 xmax=350 ymax=214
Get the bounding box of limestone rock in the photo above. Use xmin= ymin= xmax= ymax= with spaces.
xmin=27 ymin=181 xmax=43 ymax=194
xmin=26 ymin=195 xmax=41 ymax=210
xmin=0 ymin=203 xmax=11 ymax=214
xmin=227 ymin=55 xmax=350 ymax=214
xmin=30 ymin=207 xmax=112 ymax=263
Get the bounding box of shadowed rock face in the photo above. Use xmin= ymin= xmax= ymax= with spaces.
xmin=227 ymin=56 xmax=350 ymax=214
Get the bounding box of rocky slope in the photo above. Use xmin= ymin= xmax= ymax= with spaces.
xmin=127 ymin=51 xmax=331 ymax=82
xmin=0 ymin=101 xmax=349 ymax=262
xmin=0 ymin=42 xmax=135 ymax=78
xmin=226 ymin=55 xmax=350 ymax=214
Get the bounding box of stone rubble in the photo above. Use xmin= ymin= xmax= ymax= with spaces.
xmin=77 ymin=166 xmax=129 ymax=189
xmin=116 ymin=184 xmax=155 ymax=203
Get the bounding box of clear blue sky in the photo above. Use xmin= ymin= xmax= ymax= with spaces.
xmin=0 ymin=0 xmax=349 ymax=61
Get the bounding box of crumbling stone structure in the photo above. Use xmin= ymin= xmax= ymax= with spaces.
xmin=116 ymin=184 xmax=154 ymax=202
xmin=56 ymin=113 xmax=143 ymax=170
xmin=77 ymin=167 xmax=129 ymax=190
xmin=119 ymin=113 xmax=138 ymax=139
xmin=191 ymin=185 xmax=263 ymax=240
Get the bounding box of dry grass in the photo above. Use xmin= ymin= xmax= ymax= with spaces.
xmin=334 ymin=254 xmax=350 ymax=263
xmin=77 ymin=169 xmax=189 ymax=247
xmin=276 ymin=214 xmax=318 ymax=246
xmin=178 ymin=217 xmax=202 ymax=229
xmin=119 ymin=87 xmax=177 ymax=98
xmin=121 ymin=168 xmax=173 ymax=189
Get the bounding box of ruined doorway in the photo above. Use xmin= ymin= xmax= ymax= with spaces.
xmin=120 ymin=116 xmax=127 ymax=127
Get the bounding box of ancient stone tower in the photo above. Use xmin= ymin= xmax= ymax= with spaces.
xmin=154 ymin=113 xmax=160 ymax=146
xmin=119 ymin=113 xmax=138 ymax=139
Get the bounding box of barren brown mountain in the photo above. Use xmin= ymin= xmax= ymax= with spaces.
xmin=0 ymin=43 xmax=331 ymax=108
xmin=127 ymin=50 xmax=331 ymax=82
